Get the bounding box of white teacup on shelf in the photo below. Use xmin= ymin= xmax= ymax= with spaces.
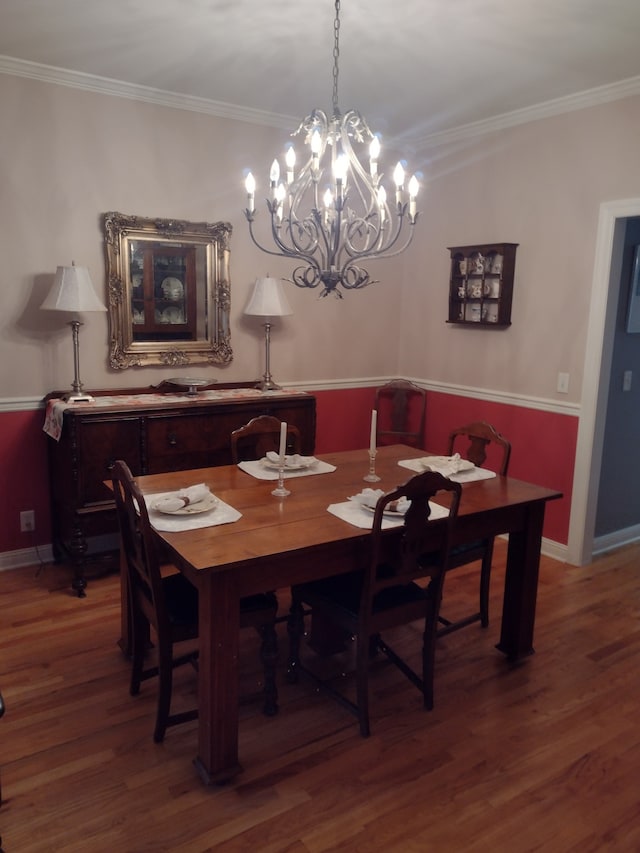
xmin=483 ymin=303 xmax=499 ymax=323
xmin=465 ymin=303 xmax=482 ymax=322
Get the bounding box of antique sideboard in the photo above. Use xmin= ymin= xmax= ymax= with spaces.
xmin=44 ymin=384 xmax=316 ymax=595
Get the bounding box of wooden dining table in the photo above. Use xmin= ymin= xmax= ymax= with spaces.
xmin=132 ymin=444 xmax=561 ymax=784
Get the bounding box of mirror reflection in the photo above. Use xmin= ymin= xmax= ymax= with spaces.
xmin=104 ymin=212 xmax=233 ymax=369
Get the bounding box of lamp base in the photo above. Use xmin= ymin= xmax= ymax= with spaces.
xmin=255 ymin=378 xmax=282 ymax=392
xmin=64 ymin=393 xmax=95 ymax=403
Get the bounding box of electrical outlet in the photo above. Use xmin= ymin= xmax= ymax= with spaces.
xmin=20 ymin=510 xmax=35 ymax=532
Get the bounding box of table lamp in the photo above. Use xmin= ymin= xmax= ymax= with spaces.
xmin=244 ymin=276 xmax=293 ymax=391
xmin=41 ymin=261 xmax=107 ymax=402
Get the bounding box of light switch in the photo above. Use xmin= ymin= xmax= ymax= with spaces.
xmin=557 ymin=372 xmax=569 ymax=394
xmin=623 ymin=370 xmax=632 ymax=392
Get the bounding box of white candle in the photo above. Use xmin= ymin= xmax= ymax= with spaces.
xmin=369 ymin=409 xmax=377 ymax=454
xmin=279 ymin=421 xmax=287 ymax=461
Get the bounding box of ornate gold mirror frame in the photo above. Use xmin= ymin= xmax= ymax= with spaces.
xmin=103 ymin=212 xmax=233 ymax=369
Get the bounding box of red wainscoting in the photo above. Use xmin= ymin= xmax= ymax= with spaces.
xmin=312 ymin=387 xmax=575 ymax=545
xmin=1 ymin=409 xmax=51 ymax=553
xmin=0 ymin=387 xmax=575 ymax=556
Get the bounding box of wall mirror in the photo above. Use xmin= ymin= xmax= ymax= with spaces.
xmin=103 ymin=212 xmax=233 ymax=369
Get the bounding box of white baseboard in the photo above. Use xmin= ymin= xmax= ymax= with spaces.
xmin=0 ymin=543 xmax=54 ymax=571
xmin=593 ymin=525 xmax=640 ymax=557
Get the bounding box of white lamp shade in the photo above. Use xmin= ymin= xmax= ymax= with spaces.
xmin=41 ymin=263 xmax=107 ymax=313
xmin=244 ymin=276 xmax=293 ymax=319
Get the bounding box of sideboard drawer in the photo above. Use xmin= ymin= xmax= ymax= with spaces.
xmin=146 ymin=412 xmax=221 ymax=471
xmin=76 ymin=416 xmax=142 ymax=505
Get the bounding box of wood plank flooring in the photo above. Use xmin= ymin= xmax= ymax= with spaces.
xmin=0 ymin=541 xmax=639 ymax=852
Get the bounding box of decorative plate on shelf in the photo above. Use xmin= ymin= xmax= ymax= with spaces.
xmin=161 ymin=276 xmax=184 ymax=300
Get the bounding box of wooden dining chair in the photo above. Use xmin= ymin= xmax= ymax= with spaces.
xmin=437 ymin=420 xmax=512 ymax=637
xmin=112 ymin=460 xmax=279 ymax=742
xmin=230 ymin=415 xmax=302 ymax=463
xmin=287 ymin=471 xmax=462 ymax=737
xmin=375 ymin=379 xmax=426 ymax=448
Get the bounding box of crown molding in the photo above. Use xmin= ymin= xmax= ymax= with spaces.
xmin=416 ymin=75 xmax=640 ymax=149
xmin=0 ymin=54 xmax=298 ymax=130
xmin=2 ymin=54 xmax=640 ymax=147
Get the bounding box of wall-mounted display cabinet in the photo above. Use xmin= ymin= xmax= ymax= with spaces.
xmin=447 ymin=243 xmax=518 ymax=327
xmin=129 ymin=244 xmax=197 ymax=339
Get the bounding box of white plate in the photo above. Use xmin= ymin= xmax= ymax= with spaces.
xmin=152 ymin=493 xmax=218 ymax=516
xmin=260 ymin=456 xmax=318 ymax=471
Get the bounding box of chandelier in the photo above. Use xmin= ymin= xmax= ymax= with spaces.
xmin=243 ymin=0 xmax=420 ymax=298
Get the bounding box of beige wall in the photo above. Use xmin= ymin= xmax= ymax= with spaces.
xmin=1 ymin=70 xmax=639 ymax=402
xmin=0 ymin=73 xmax=401 ymax=399
xmin=398 ymin=98 xmax=640 ymax=402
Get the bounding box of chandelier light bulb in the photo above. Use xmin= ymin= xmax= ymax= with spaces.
xmin=245 ymin=171 xmax=256 ymax=213
xmin=270 ymin=159 xmax=281 ymax=199
xmin=285 ymin=146 xmax=296 ymax=183
xmin=408 ymin=174 xmax=419 ymax=220
xmin=369 ymin=135 xmax=381 ymax=177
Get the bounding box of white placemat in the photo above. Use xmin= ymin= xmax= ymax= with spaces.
xmin=144 ymin=490 xmax=242 ymax=532
xmin=398 ymin=458 xmax=497 ymax=483
xmin=327 ymin=500 xmax=450 ymax=530
xmin=238 ymin=458 xmax=337 ymax=481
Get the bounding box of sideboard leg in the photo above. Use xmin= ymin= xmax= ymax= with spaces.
xmin=70 ymin=522 xmax=88 ymax=597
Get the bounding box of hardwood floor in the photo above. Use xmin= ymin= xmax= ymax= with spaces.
xmin=1 ymin=541 xmax=639 ymax=852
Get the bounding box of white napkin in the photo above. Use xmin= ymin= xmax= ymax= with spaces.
xmin=238 ymin=458 xmax=336 ymax=481
xmin=151 ymin=483 xmax=211 ymax=513
xmin=398 ymin=458 xmax=497 ymax=483
xmin=348 ymin=487 xmax=385 ymax=507
xmin=416 ymin=453 xmax=474 ymax=476
xmin=264 ymin=451 xmax=317 ymax=468
xmin=328 ymin=500 xmax=449 ymax=530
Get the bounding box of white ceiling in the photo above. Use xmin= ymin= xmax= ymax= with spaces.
xmin=2 ymin=0 xmax=640 ymax=144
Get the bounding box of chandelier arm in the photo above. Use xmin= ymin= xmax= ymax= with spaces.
xmin=342 ymin=216 xmax=419 ymax=269
xmin=245 ymin=213 xmax=318 ymax=265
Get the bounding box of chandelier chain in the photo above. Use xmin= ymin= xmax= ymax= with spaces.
xmin=332 ymin=0 xmax=340 ymax=115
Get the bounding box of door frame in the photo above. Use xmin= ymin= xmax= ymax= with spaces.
xmin=568 ymin=198 xmax=640 ymax=565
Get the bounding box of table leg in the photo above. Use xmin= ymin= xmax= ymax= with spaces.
xmin=193 ymin=571 xmax=242 ymax=784
xmin=496 ymin=502 xmax=546 ymax=661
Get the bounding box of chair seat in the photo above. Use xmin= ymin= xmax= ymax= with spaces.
xmin=449 ymin=539 xmax=487 ymax=562
xmin=296 ymin=571 xmax=431 ymax=616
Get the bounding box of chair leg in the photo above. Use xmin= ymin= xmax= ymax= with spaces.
xmin=356 ymin=633 xmax=372 ymax=738
xmin=423 ymin=580 xmax=443 ymax=711
xmin=129 ymin=616 xmax=147 ymax=697
xmin=153 ymin=638 xmax=174 ymax=743
xmin=479 ymin=539 xmax=495 ymax=628
xmin=286 ymin=596 xmax=305 ymax=684
xmin=259 ymin=622 xmax=279 ymax=716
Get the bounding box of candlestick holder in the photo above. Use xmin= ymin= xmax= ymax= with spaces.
xmin=271 ymin=463 xmax=291 ymax=496
xmin=363 ymin=450 xmax=381 ymax=482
